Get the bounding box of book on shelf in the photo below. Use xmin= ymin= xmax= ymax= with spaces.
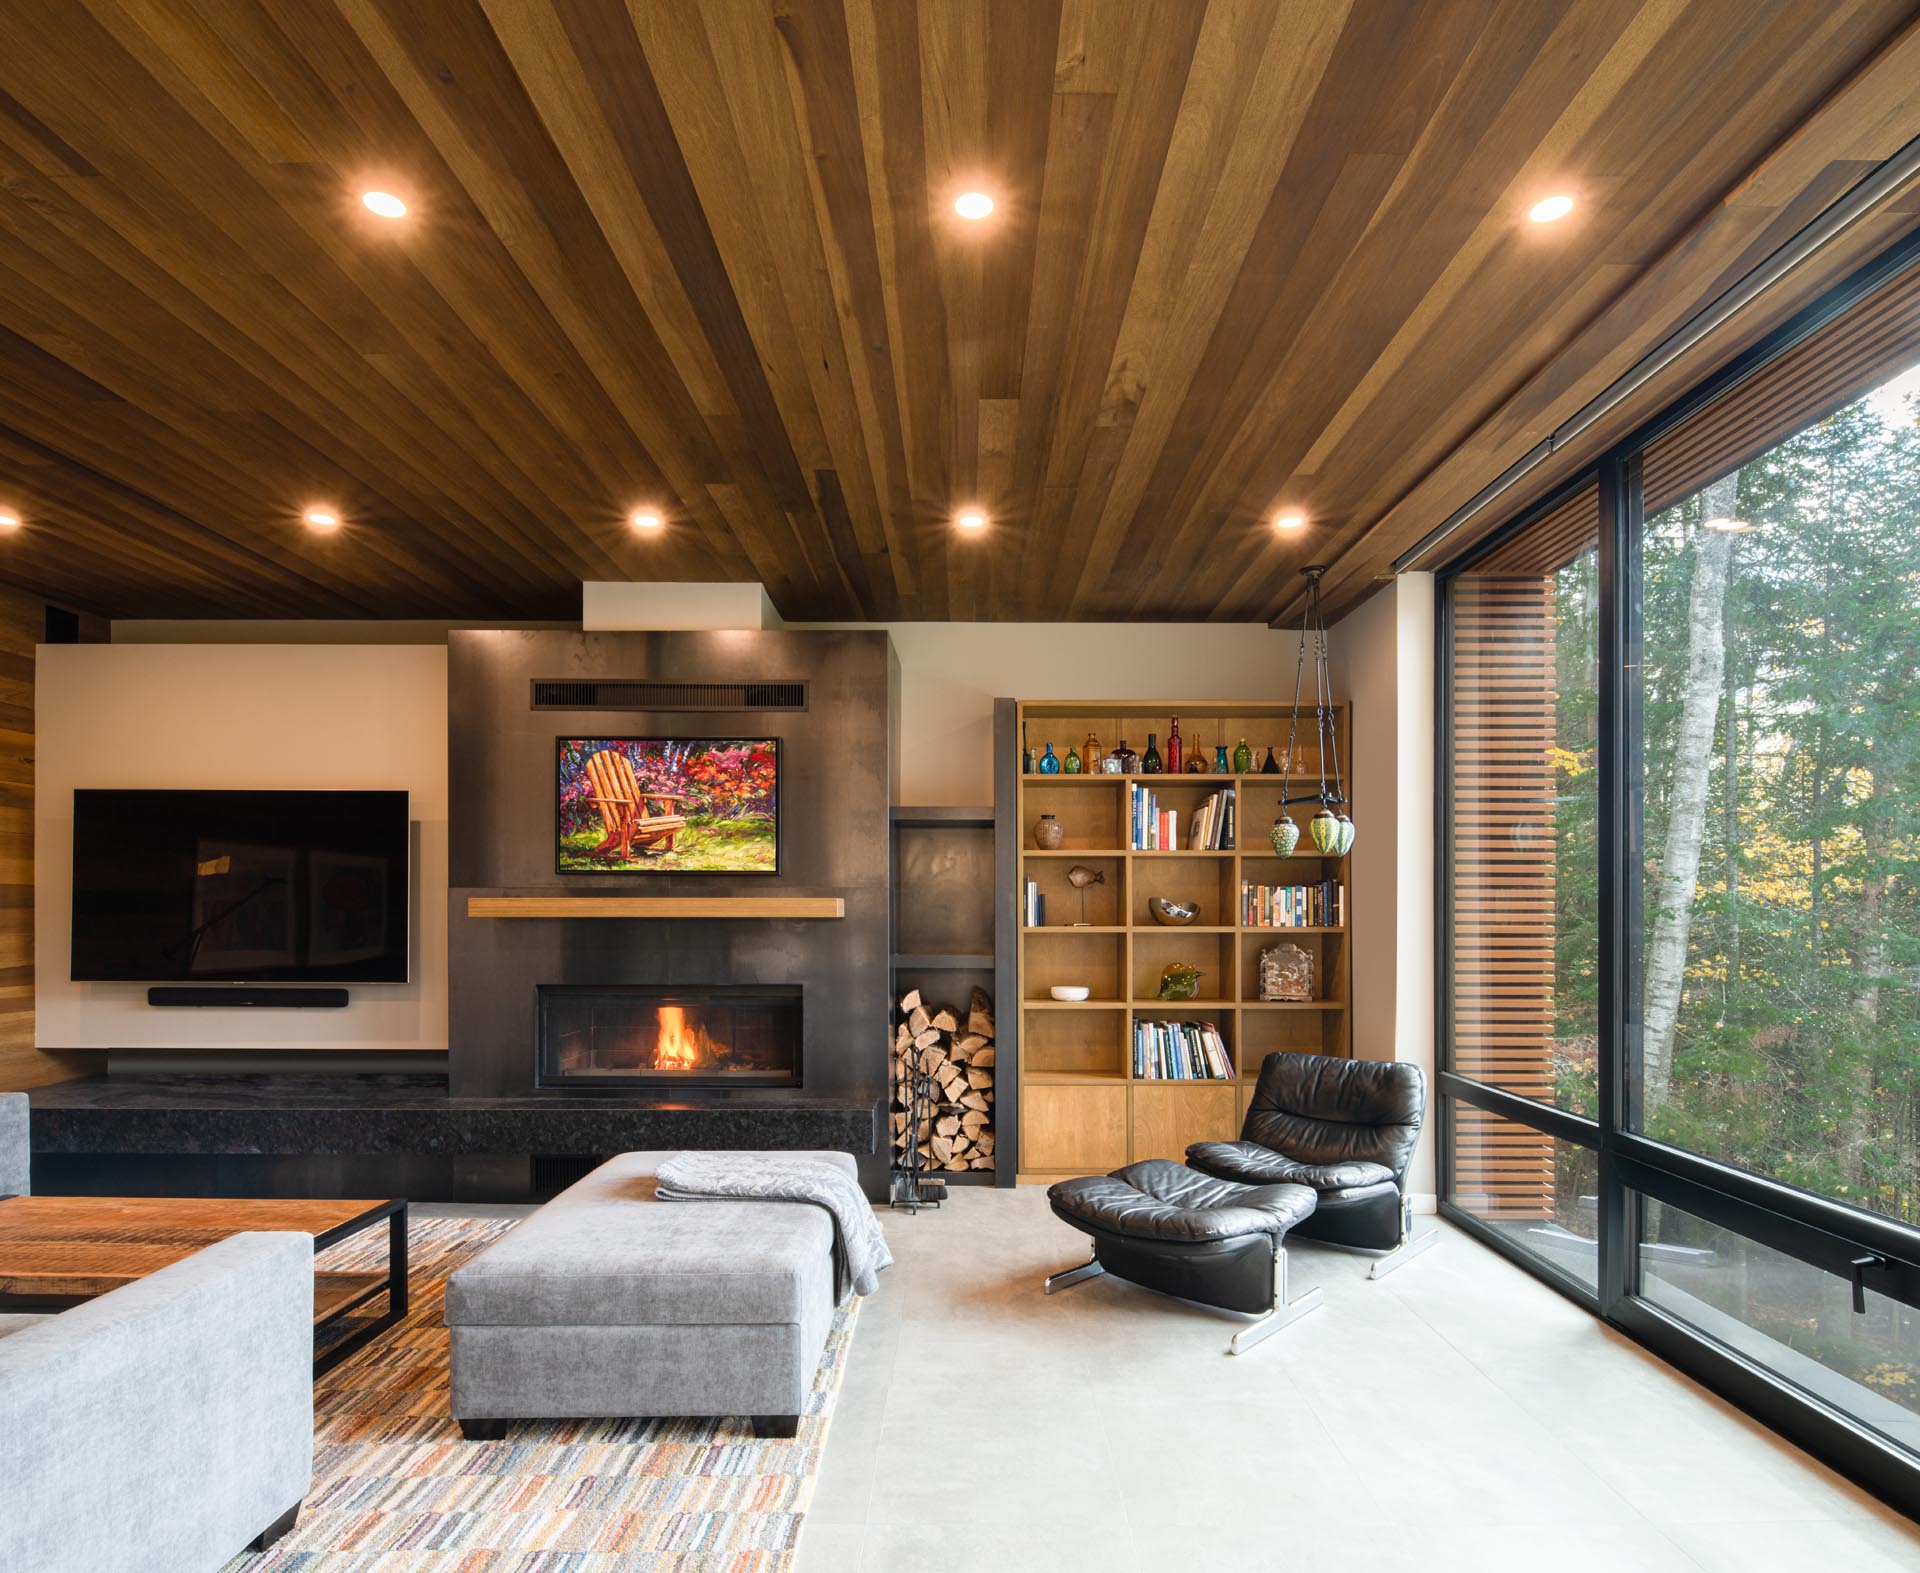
xmin=1240 ymin=879 xmax=1345 ymax=927
xmin=1023 ymin=879 xmax=1047 ymax=927
xmin=1128 ymin=783 xmax=1234 ymax=850
xmin=1132 ymin=1018 xmax=1233 ymax=1080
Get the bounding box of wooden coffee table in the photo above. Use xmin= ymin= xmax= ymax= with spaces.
xmin=0 ymin=1194 xmax=408 ymax=1374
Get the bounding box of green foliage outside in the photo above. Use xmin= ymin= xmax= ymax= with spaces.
xmin=1543 ymin=375 xmax=1920 ymax=1413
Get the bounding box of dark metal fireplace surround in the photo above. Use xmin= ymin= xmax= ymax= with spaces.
xmin=537 ymin=985 xmax=802 ymax=1090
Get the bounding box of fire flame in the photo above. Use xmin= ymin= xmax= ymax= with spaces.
xmin=652 ymin=1005 xmax=721 ymax=1071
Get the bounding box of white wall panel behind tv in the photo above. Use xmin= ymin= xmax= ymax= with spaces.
xmin=35 ymin=644 xmax=448 ymax=1051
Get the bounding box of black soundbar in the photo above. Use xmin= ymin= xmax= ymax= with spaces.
xmin=146 ymin=987 xmax=350 ymax=1009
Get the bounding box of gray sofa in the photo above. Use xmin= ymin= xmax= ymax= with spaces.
xmin=0 ymin=1092 xmax=314 ymax=1571
xmin=446 ymin=1150 xmax=848 ymax=1440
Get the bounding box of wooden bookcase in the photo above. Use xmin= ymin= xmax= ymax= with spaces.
xmin=1010 ymin=700 xmax=1353 ymax=1182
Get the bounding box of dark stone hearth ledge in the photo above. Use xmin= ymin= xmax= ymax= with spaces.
xmin=27 ymin=1074 xmax=879 ymax=1158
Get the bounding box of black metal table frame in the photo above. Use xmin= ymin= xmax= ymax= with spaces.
xmin=312 ymin=1198 xmax=410 ymax=1376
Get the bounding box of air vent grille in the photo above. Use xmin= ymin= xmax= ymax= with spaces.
xmin=530 ymin=679 xmax=807 ymax=712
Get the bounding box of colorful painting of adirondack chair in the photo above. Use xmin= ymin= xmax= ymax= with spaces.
xmin=557 ymin=737 xmax=779 ymax=873
xmin=583 ymin=749 xmax=686 ymax=861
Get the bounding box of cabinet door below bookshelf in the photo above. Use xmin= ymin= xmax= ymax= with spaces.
xmin=1130 ymin=1083 xmax=1239 ymax=1165
xmin=1022 ymin=1083 xmax=1128 ymax=1173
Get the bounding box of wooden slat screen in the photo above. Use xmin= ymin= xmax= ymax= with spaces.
xmin=1643 ymin=257 xmax=1920 ymax=517
xmin=1447 ymin=569 xmax=1559 ymax=1217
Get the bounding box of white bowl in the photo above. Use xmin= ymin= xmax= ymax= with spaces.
xmin=1049 ymin=985 xmax=1091 ymax=1002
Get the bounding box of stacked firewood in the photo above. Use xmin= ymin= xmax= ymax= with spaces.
xmin=890 ymin=986 xmax=995 ymax=1171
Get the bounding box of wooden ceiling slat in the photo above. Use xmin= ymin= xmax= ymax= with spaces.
xmin=0 ymin=0 xmax=1913 ymax=620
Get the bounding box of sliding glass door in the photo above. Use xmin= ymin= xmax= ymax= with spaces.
xmin=1438 ymin=235 xmax=1920 ymax=1513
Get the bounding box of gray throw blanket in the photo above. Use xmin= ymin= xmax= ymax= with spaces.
xmin=655 ymin=1152 xmax=893 ymax=1301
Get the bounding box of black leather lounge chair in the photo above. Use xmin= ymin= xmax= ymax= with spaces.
xmin=1186 ymin=1051 xmax=1435 ymax=1278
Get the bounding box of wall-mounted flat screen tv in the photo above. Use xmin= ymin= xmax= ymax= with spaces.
xmin=70 ymin=789 xmax=410 ymax=982
xmin=557 ymin=738 xmax=780 ymax=875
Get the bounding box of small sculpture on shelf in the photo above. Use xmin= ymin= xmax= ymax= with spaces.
xmin=1157 ymin=962 xmax=1204 ymax=1001
xmin=1034 ymin=813 xmax=1064 ymax=851
xmin=1259 ymin=943 xmax=1313 ymax=1002
xmin=1066 ymin=863 xmax=1105 ymax=927
xmin=1147 ymin=896 xmax=1199 ymax=926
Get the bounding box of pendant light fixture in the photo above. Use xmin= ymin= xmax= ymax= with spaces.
xmin=1276 ymin=565 xmax=1355 ymax=857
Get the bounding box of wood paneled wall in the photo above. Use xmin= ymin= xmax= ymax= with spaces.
xmin=0 ymin=582 xmax=104 ymax=1090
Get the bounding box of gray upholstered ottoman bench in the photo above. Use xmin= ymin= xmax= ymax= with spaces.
xmin=1045 ymin=1158 xmax=1323 ymax=1354
xmin=445 ymin=1150 xmax=848 ymax=1440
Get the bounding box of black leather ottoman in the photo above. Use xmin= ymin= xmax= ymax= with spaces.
xmin=1045 ymin=1159 xmax=1323 ymax=1354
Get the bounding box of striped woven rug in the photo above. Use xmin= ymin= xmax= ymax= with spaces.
xmin=224 ymin=1215 xmax=859 ymax=1572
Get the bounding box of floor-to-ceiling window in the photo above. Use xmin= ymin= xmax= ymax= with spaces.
xmin=1439 ymin=236 xmax=1920 ymax=1513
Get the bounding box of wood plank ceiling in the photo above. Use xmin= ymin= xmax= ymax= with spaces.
xmin=0 ymin=0 xmax=1917 ymax=623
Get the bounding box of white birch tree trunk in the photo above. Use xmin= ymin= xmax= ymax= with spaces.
xmin=1641 ymin=472 xmax=1738 ymax=1107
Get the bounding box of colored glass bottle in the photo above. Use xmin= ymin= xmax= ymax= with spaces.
xmin=1038 ymin=742 xmax=1060 ymax=774
xmin=1112 ymin=739 xmax=1139 ymax=773
xmin=1261 ymin=745 xmax=1280 ymax=774
xmin=1213 ymin=743 xmax=1230 ymax=773
xmin=1064 ymin=745 xmax=1081 ymax=774
xmin=1233 ymin=738 xmax=1253 ymax=774
xmin=1083 ymin=732 xmax=1103 ymax=773
xmin=1141 ymin=732 xmax=1162 ymax=773
xmin=1167 ymin=715 xmax=1183 ymax=775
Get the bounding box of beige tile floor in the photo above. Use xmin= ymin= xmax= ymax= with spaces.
xmin=794 ymin=1185 xmax=1920 ymax=1573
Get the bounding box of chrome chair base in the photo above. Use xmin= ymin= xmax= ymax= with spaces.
xmin=1228 ymin=1246 xmax=1324 ymax=1355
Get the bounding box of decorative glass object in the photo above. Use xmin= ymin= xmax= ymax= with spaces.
xmin=1185 ymin=753 xmax=1207 ymax=773
xmin=1259 ymin=943 xmax=1313 ymax=1002
xmin=1270 ymin=815 xmax=1300 ymax=856
xmin=1034 ymin=813 xmax=1064 ymax=850
xmin=1141 ymin=733 xmax=1162 ymax=773
xmin=1063 ymin=746 xmax=1081 ymax=774
xmin=1112 ymin=739 xmax=1139 ymax=773
xmin=1083 ymin=732 xmax=1103 ymax=772
xmin=1167 ymin=715 xmax=1182 ymax=774
xmin=1309 ymin=806 xmax=1340 ymax=854
xmin=1213 ymin=744 xmax=1230 ymax=773
xmin=1233 ymin=738 xmax=1253 ymax=774
xmin=1278 ymin=564 xmax=1355 ymax=852
xmin=1157 ymin=962 xmax=1204 ymax=1001
xmin=1038 ymin=742 xmax=1060 ymax=774
xmin=1260 ymin=746 xmax=1280 ymax=774
xmin=1102 ymin=752 xmax=1125 ymax=774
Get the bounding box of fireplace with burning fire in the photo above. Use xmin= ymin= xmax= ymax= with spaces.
xmin=536 ymin=985 xmax=803 ymax=1089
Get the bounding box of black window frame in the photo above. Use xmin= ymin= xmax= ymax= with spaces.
xmin=1435 ymin=225 xmax=1920 ymax=1519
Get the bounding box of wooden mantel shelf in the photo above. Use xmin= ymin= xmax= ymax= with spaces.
xmin=467 ymin=896 xmax=845 ymax=920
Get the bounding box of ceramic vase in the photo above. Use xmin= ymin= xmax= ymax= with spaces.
xmin=1270 ymin=816 xmax=1300 ymax=857
xmin=1034 ymin=813 xmax=1064 ymax=850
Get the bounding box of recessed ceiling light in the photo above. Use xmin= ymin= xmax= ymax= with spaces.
xmin=362 ymin=191 xmax=407 ymax=219
xmin=1528 ymin=194 xmax=1574 ymax=224
xmin=1272 ymin=510 xmax=1308 ymax=532
xmin=630 ymin=509 xmax=663 ymax=532
xmin=954 ymin=192 xmax=994 ymax=221
xmin=955 ymin=509 xmax=988 ymax=532
xmin=1702 ymin=515 xmax=1754 ymax=533
xmin=0 ymin=510 xmax=18 ymax=532
xmin=304 ymin=508 xmax=340 ymax=531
